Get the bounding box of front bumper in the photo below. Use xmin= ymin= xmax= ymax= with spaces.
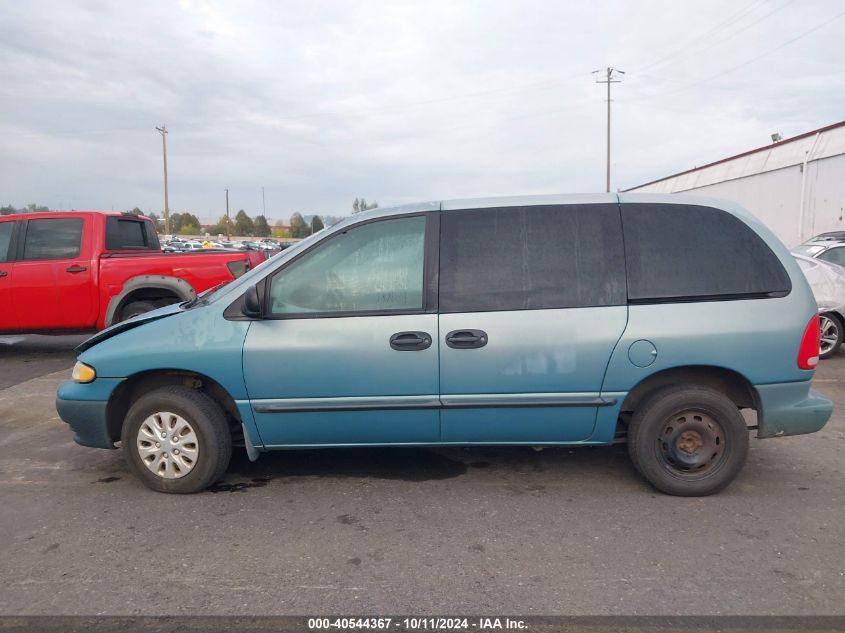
xmin=56 ymin=378 xmax=124 ymax=449
xmin=756 ymin=380 xmax=832 ymax=438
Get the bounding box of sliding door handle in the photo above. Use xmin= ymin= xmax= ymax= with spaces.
xmin=445 ymin=329 xmax=488 ymax=349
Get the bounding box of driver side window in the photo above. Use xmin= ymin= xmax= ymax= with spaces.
xmin=268 ymin=215 xmax=426 ymax=315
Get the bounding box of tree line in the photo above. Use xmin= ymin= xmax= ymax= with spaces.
xmin=1 ymin=203 xmax=50 ymax=215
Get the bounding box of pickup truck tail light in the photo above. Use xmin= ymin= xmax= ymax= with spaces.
xmin=797 ymin=314 xmax=820 ymax=370
xmin=226 ymin=260 xmax=250 ymax=279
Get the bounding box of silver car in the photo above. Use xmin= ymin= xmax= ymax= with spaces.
xmin=793 ymin=253 xmax=845 ymax=358
xmin=793 ymin=238 xmax=845 ymax=268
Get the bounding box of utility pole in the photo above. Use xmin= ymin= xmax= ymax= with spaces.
xmin=155 ymin=125 xmax=171 ymax=235
xmin=262 ymin=186 xmax=266 ymax=216
xmin=225 ymin=189 xmax=231 ymax=240
xmin=592 ymin=67 xmax=624 ymax=192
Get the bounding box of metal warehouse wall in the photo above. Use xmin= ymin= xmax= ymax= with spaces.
xmin=630 ymin=122 xmax=845 ymax=248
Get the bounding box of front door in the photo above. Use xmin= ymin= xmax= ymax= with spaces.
xmin=0 ymin=221 xmax=16 ymax=331
xmin=436 ymin=202 xmax=628 ymax=443
xmin=12 ymin=217 xmax=98 ymax=330
xmin=243 ymin=214 xmax=440 ymax=446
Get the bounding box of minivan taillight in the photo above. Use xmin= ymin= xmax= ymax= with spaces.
xmin=798 ymin=314 xmax=821 ymax=370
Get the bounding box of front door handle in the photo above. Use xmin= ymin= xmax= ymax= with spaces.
xmin=390 ymin=331 xmax=432 ymax=351
xmin=0 ymin=271 xmax=7 ymax=278
xmin=445 ymin=329 xmax=488 ymax=349
xmin=65 ymin=266 xmax=87 ymax=273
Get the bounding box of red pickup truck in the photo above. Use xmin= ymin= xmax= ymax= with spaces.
xmin=0 ymin=211 xmax=265 ymax=333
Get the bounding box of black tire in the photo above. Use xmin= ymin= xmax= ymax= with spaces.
xmin=819 ymin=312 xmax=843 ymax=359
xmin=121 ymin=386 xmax=232 ymax=493
xmin=627 ymin=385 xmax=749 ymax=497
xmin=119 ymin=300 xmax=158 ymax=322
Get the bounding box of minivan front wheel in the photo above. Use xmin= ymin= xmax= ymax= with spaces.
xmin=627 ymin=385 xmax=749 ymax=496
xmin=121 ymin=386 xmax=232 ymax=493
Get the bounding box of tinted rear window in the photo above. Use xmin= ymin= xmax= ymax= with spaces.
xmin=23 ymin=218 xmax=83 ymax=260
xmin=622 ymin=203 xmax=790 ymax=301
xmin=106 ymin=217 xmax=160 ymax=250
xmin=0 ymin=222 xmax=13 ymax=262
xmin=439 ymin=204 xmax=626 ymax=312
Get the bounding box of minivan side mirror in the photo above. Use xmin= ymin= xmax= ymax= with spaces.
xmin=241 ymin=284 xmax=262 ymax=318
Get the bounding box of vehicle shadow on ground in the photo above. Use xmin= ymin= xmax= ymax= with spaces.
xmin=208 ymin=444 xmax=633 ymax=491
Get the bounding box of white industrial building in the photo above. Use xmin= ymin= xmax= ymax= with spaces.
xmin=627 ymin=120 xmax=845 ymax=248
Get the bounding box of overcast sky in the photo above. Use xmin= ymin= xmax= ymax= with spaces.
xmin=1 ymin=0 xmax=843 ymax=223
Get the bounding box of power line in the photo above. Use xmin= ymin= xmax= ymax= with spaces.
xmin=643 ymin=0 xmax=798 ymax=75
xmin=637 ymin=0 xmax=769 ymax=73
xmin=627 ymin=7 xmax=845 ymax=102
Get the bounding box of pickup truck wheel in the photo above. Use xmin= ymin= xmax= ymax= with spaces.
xmin=627 ymin=385 xmax=749 ymax=497
xmin=119 ymin=300 xmax=158 ymax=322
xmin=121 ymin=386 xmax=231 ymax=493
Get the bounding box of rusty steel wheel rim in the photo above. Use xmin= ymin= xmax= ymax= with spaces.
xmin=656 ymin=410 xmax=725 ymax=479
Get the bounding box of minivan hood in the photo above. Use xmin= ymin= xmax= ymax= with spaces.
xmin=76 ymin=302 xmax=185 ymax=352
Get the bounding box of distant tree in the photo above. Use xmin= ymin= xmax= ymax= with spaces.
xmin=127 ymin=207 xmax=143 ymax=216
xmin=147 ymin=212 xmax=160 ymax=226
xmin=0 ymin=205 xmax=14 ymax=215
xmin=254 ymin=214 xmax=271 ymax=237
xmin=179 ymin=223 xmax=200 ymax=236
xmin=207 ymin=215 xmax=233 ymax=236
xmin=26 ymin=203 xmax=49 ymax=212
xmin=311 ymin=215 xmax=324 ymax=233
xmin=352 ymin=198 xmax=378 ymax=214
xmin=271 ymin=226 xmax=290 ymax=239
xmin=289 ymin=212 xmax=309 ymax=238
xmin=179 ymin=213 xmax=201 ymax=232
xmin=170 ymin=212 xmax=183 ymax=233
xmin=234 ymin=210 xmax=254 ymax=236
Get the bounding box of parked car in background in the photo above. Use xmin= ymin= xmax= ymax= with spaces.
xmin=56 ymin=194 xmax=832 ymax=497
xmin=803 ymin=231 xmax=845 ymax=243
xmin=793 ymin=238 xmax=845 ymax=268
xmin=793 ymin=253 xmax=845 ymax=358
xmin=0 ymin=211 xmax=259 ymax=332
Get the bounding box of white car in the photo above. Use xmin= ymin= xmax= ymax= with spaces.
xmin=793 ymin=253 xmax=845 ymax=358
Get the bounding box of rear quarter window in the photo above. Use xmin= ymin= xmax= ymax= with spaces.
xmin=106 ymin=217 xmax=160 ymax=250
xmin=621 ymin=203 xmax=791 ymax=301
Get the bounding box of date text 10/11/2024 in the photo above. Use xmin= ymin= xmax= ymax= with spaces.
xmin=307 ymin=617 xmax=528 ymax=631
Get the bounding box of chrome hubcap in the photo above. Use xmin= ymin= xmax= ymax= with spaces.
xmin=820 ymin=315 xmax=838 ymax=355
xmin=136 ymin=412 xmax=199 ymax=479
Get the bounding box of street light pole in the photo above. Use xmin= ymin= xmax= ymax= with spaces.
xmin=155 ymin=125 xmax=170 ymax=235
xmin=592 ymin=68 xmax=624 ymax=192
xmin=225 ymin=189 xmax=230 ymax=241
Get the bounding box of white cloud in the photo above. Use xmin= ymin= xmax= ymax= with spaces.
xmin=0 ymin=0 xmax=842 ymax=221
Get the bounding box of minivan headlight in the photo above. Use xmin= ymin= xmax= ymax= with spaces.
xmin=72 ymin=361 xmax=97 ymax=383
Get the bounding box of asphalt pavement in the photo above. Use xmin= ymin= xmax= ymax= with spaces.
xmin=0 ymin=335 xmax=843 ymax=615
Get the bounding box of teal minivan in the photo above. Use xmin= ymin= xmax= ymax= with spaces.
xmin=56 ymin=194 xmax=833 ymax=496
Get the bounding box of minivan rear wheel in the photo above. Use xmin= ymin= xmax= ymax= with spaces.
xmin=627 ymin=385 xmax=749 ymax=496
xmin=121 ymin=386 xmax=231 ymax=493
xmin=819 ymin=312 xmax=842 ymax=359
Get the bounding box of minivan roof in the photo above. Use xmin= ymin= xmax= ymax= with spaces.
xmin=345 ymin=192 xmax=750 ymax=221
